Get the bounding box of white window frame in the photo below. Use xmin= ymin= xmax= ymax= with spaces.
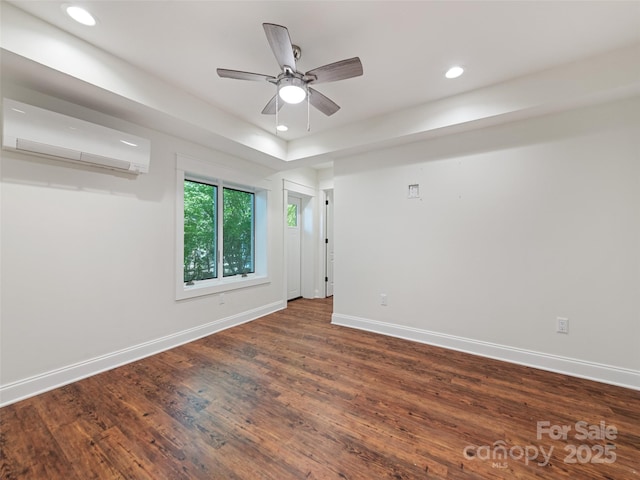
xmin=176 ymin=154 xmax=269 ymax=300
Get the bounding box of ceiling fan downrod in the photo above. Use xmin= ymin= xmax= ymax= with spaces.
xmin=292 ymin=44 xmax=302 ymax=62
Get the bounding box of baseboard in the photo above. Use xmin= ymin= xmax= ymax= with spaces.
xmin=331 ymin=313 xmax=640 ymax=391
xmin=0 ymin=301 xmax=286 ymax=407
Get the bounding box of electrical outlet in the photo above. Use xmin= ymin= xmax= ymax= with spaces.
xmin=557 ymin=317 xmax=569 ymax=334
xmin=219 ymin=293 xmax=225 ymax=305
xmin=380 ymin=294 xmax=387 ymax=306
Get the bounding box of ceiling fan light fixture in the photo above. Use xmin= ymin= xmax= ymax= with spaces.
xmin=218 ymin=23 xmax=363 ymax=126
xmin=278 ymin=77 xmax=307 ymax=104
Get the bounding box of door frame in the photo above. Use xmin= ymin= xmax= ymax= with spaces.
xmin=323 ymin=189 xmax=334 ymax=297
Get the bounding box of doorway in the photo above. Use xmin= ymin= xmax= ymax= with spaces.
xmin=287 ymin=196 xmax=302 ymax=300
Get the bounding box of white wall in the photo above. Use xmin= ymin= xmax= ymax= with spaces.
xmin=0 ymin=89 xmax=322 ymax=405
xmin=333 ymin=97 xmax=640 ymax=389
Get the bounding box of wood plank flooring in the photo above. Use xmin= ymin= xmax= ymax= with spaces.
xmin=1 ymin=298 xmax=639 ymax=479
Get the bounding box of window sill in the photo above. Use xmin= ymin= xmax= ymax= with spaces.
xmin=176 ymin=275 xmax=270 ymax=300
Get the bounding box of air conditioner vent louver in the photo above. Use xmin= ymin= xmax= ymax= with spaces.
xmin=16 ymin=138 xmax=82 ymax=161
xmin=3 ymin=98 xmax=150 ymax=174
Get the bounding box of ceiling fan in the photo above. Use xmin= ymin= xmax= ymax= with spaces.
xmin=217 ymin=23 xmax=363 ymax=120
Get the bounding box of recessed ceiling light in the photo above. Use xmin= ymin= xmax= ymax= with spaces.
xmin=120 ymin=139 xmax=138 ymax=147
xmin=64 ymin=5 xmax=97 ymax=26
xmin=445 ymin=66 xmax=464 ymax=79
xmin=276 ymin=125 xmax=289 ymax=132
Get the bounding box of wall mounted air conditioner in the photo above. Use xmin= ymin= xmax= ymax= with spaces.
xmin=2 ymin=98 xmax=150 ymax=174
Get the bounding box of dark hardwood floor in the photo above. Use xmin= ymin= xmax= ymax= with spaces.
xmin=1 ymin=298 xmax=639 ymax=479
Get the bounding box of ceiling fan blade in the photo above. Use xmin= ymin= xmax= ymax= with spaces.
xmin=309 ymin=88 xmax=340 ymax=116
xmin=261 ymin=94 xmax=285 ymax=115
xmin=217 ymin=69 xmax=276 ymax=82
xmin=305 ymin=57 xmax=363 ymax=84
xmin=263 ymin=23 xmax=297 ymax=71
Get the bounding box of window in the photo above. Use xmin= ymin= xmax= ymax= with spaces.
xmin=183 ymin=181 xmax=257 ymax=282
xmin=176 ymin=155 xmax=269 ymax=300
xmin=183 ymin=180 xmax=217 ymax=283
xmin=222 ymin=187 xmax=255 ymax=277
xmin=287 ymin=202 xmax=298 ymax=227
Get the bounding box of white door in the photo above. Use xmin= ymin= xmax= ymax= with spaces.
xmin=325 ymin=190 xmax=334 ymax=297
xmin=287 ymin=196 xmax=302 ymax=300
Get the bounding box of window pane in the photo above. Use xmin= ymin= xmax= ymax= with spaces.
xmin=287 ymin=203 xmax=298 ymax=227
xmin=184 ymin=180 xmax=217 ymax=283
xmin=223 ymin=188 xmax=255 ymax=277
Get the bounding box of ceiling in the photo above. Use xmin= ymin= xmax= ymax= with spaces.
xmin=3 ymin=1 xmax=640 ymax=166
